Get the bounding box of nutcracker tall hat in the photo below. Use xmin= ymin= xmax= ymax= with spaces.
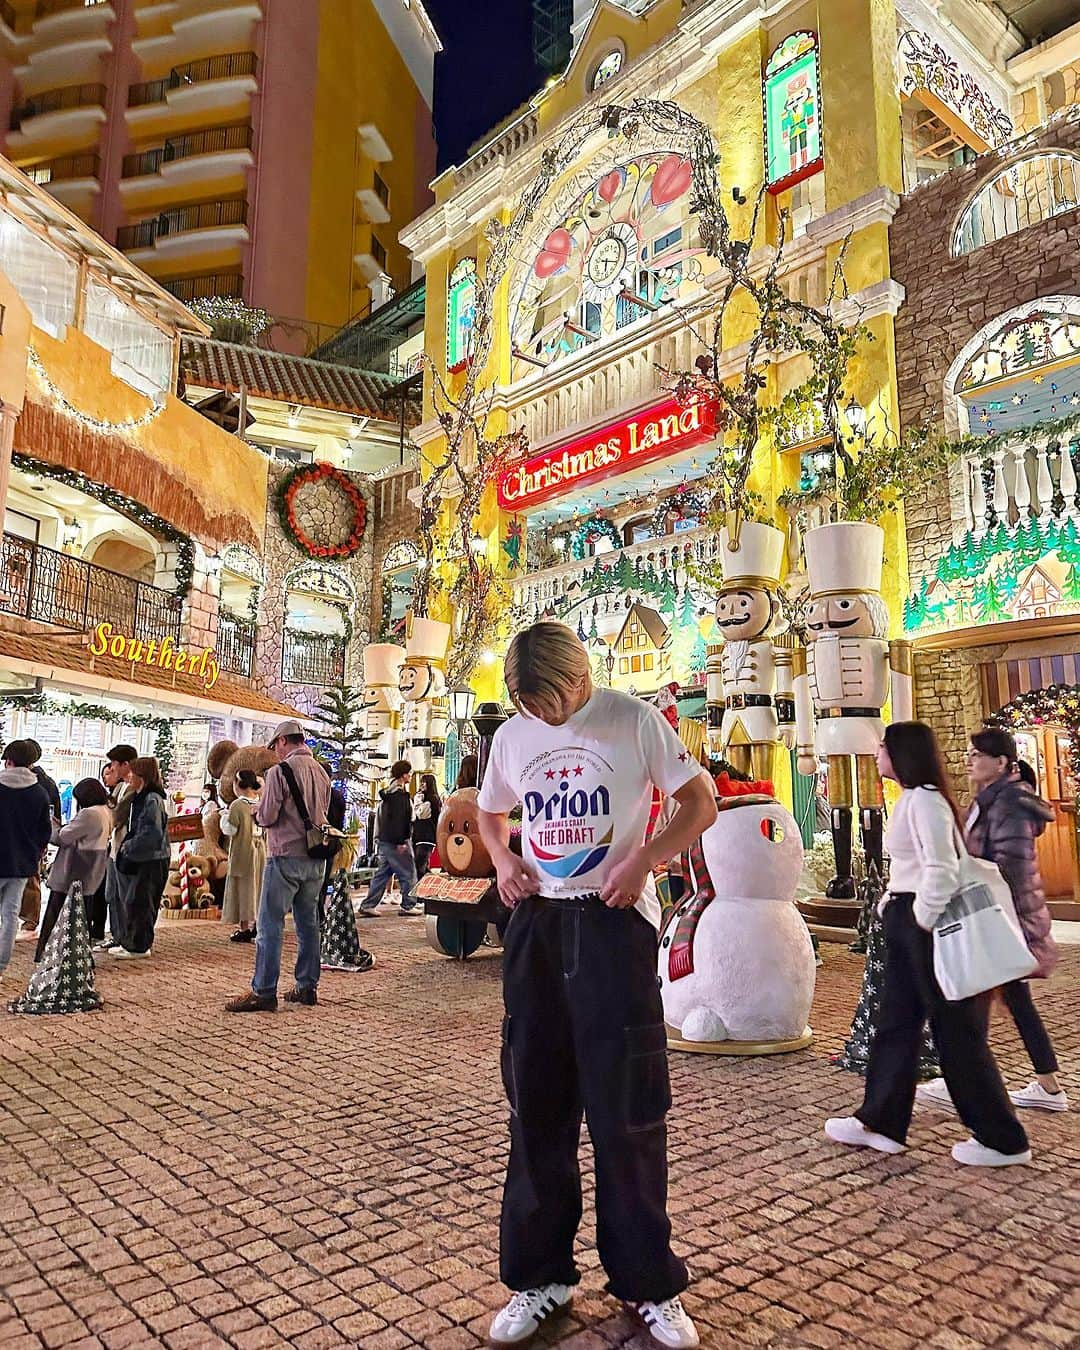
xmin=803 ymin=521 xmax=884 ymax=597
xmin=404 ymin=617 xmax=452 ymax=668
xmin=362 ymin=643 xmax=405 ymax=687
xmin=718 ymin=521 xmax=786 ymax=593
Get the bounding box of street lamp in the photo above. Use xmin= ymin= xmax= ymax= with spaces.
xmin=844 ymin=395 xmax=867 ymax=442
xmin=450 ymin=685 xmax=476 ymax=726
xmin=605 ymin=644 xmax=616 ymax=684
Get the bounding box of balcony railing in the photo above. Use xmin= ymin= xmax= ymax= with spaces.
xmin=26 ymin=152 xmax=100 ymax=184
xmin=216 ymin=610 xmax=255 ymax=678
xmin=959 ymin=428 xmax=1079 ymax=539
xmin=36 ymin=0 xmax=110 ymax=17
xmin=511 ymin=525 xmax=721 ymax=620
xmin=164 ymin=272 xmax=244 ymax=302
xmin=0 ymin=533 xmax=182 ymax=645
xmin=128 ymin=51 xmax=257 ymax=106
xmin=10 ymin=83 xmax=107 ymax=129
xmin=282 ymin=629 xmax=346 ymax=687
xmin=117 ymin=198 xmax=248 ymax=249
xmin=122 ymin=124 xmax=253 ymax=178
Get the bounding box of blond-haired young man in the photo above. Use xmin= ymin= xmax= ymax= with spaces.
xmin=478 ymin=623 xmax=717 ymax=1349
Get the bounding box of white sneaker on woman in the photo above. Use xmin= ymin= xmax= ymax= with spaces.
xmin=1010 ymin=1081 xmax=1069 ymax=1112
xmin=824 ymin=1116 xmax=905 ymax=1154
xmin=952 ymin=1137 xmax=1031 ymax=1167
xmin=488 ymin=1285 xmax=571 ymax=1345
xmin=635 ymin=1296 xmax=700 ymax=1348
xmin=915 ymin=1077 xmax=956 ymax=1111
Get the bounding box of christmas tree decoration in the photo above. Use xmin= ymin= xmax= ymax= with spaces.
xmin=833 ymin=902 xmax=938 ymax=1079
xmin=10 ymin=883 xmax=103 ymax=1016
xmin=321 ymin=872 xmax=374 ymax=972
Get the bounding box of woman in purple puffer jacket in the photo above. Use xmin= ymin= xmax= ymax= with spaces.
xmin=965 ymin=729 xmax=1066 ymax=1113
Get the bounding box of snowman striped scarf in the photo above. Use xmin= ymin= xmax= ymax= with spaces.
xmin=661 ymin=834 xmax=717 ymax=982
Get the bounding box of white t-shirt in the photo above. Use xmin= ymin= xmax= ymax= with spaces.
xmin=477 ymin=687 xmax=701 ymax=928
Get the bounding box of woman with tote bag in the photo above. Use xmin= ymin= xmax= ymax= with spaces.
xmin=825 ymin=721 xmax=1031 ymax=1168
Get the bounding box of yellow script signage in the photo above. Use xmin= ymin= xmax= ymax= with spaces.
xmin=90 ymin=622 xmax=221 ymax=691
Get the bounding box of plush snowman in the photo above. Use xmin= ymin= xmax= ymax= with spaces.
xmin=659 ymin=795 xmax=816 ymax=1051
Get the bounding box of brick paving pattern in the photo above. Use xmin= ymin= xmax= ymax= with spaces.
xmin=0 ymin=914 xmax=1077 ymax=1349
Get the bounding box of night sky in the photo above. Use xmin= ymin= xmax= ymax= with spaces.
xmin=425 ymin=1 xmax=544 ymax=172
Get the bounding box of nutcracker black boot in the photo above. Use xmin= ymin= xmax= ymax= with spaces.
xmin=825 ymin=807 xmax=856 ymax=900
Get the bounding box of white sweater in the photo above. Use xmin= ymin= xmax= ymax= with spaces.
xmin=883 ymin=786 xmax=963 ymax=930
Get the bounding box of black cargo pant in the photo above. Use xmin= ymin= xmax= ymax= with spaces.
xmin=499 ymin=895 xmax=687 ymax=1303
xmin=857 ymin=894 xmax=1028 ymax=1156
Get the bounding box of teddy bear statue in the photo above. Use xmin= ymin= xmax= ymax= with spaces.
xmin=207 ymin=738 xmax=277 ymax=804
xmin=659 ymin=794 xmax=816 ymax=1054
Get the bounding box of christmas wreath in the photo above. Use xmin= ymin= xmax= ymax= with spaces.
xmin=277 ymin=464 xmax=367 ymax=560
xmin=570 ymin=514 xmax=623 ymax=560
xmin=651 ymin=488 xmax=710 ymax=539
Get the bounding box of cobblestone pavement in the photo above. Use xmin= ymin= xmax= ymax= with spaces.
xmin=1 ymin=913 xmax=1077 ymax=1350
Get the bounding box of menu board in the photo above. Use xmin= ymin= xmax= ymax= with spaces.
xmin=170 ymin=721 xmax=211 ymax=802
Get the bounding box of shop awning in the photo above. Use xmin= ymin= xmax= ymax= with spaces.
xmin=0 ymin=628 xmax=305 ymax=726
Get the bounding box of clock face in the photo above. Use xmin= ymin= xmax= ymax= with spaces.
xmin=587 ymin=234 xmax=627 ymax=288
xmin=582 ymin=223 xmax=637 ymax=301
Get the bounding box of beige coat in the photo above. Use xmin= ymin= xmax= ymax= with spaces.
xmin=221 ymin=797 xmax=266 ymax=925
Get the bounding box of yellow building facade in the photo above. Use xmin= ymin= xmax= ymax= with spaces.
xmin=403 ymin=0 xmax=1078 ymax=816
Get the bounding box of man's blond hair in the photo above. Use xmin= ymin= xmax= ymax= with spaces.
xmin=504 ymin=622 xmax=591 ymax=718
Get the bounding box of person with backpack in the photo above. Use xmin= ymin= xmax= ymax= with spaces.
xmin=917 ymin=730 xmax=1067 ymax=1115
xmin=0 ymin=740 xmax=52 ymax=987
xmin=225 ymin=721 xmax=330 ymax=1013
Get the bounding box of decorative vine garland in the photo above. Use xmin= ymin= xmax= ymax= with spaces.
xmin=276 ymin=464 xmax=368 ymax=560
xmin=12 ymin=453 xmax=196 ymax=597
xmin=650 ymin=488 xmax=711 ymax=538
xmin=985 ymin=684 xmax=1080 ymax=769
xmin=570 ymin=514 xmax=623 ymax=560
xmin=0 ymin=693 xmax=178 ymax=781
xmin=28 ymin=347 xmax=166 ymax=434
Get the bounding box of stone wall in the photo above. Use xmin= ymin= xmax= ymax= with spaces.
xmin=914 ymin=646 xmax=986 ymax=799
xmin=369 ymin=466 xmax=420 ymax=639
xmin=256 ymin=463 xmax=375 ymax=716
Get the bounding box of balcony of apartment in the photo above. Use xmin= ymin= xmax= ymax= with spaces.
xmin=0 ymin=532 xmax=182 ymax=647
xmin=24 ymin=149 xmax=101 ymax=204
xmin=116 ymin=196 xmax=248 ymax=261
xmin=120 ymin=121 xmax=253 ymax=196
xmin=126 ymin=51 xmax=258 ymax=123
xmin=281 ymin=629 xmax=345 ymax=688
xmin=216 ymin=608 xmax=255 ymax=678
xmin=30 ymin=0 xmax=114 ymax=40
xmin=162 ymin=270 xmax=243 ymax=303
xmin=7 ymin=80 xmax=107 ymax=145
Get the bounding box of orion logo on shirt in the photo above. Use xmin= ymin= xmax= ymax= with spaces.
xmin=522 ymin=748 xmax=613 ymax=880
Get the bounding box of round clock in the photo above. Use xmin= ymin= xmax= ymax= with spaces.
xmin=582 ymin=224 xmax=637 ymax=301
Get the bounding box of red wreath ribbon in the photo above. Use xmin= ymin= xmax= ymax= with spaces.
xmin=280 ymin=463 xmax=367 ymax=560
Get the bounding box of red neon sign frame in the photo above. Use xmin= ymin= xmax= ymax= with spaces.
xmin=497 ymin=396 xmax=717 ymax=512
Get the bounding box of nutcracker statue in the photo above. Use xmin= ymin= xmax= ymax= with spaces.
xmin=710 ymin=521 xmax=794 ymax=785
xmin=399 ymin=617 xmax=452 ymax=772
xmin=793 ymin=521 xmax=913 ymax=898
xmin=361 ymin=643 xmax=404 ymax=766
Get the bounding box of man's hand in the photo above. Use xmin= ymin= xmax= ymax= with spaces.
xmin=600 ymin=849 xmax=651 ymax=909
xmin=494 ymin=854 xmax=539 ymax=909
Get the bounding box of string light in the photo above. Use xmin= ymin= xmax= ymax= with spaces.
xmin=29 ymin=347 xmax=165 ymax=434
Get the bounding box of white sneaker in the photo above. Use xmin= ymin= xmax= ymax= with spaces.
xmin=15 ymin=926 xmax=38 ymax=941
xmin=1010 ymin=1081 xmax=1069 ymax=1112
xmin=915 ymin=1077 xmax=956 ymax=1112
xmin=824 ymin=1116 xmax=905 ymax=1154
xmin=489 ymin=1285 xmax=571 ymax=1346
xmin=636 ymin=1296 xmax=700 ymax=1348
xmin=952 ymin=1137 xmax=1032 ymax=1167
xmin=114 ymin=948 xmax=151 ymax=960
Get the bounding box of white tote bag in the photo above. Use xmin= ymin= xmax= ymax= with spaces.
xmin=930 ymin=825 xmax=1036 ymax=1001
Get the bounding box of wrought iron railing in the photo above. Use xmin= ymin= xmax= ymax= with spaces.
xmin=216 ymin=610 xmax=255 ymax=678
xmin=10 ymin=83 xmax=107 ymax=128
xmin=26 ymin=153 xmax=100 ymax=184
xmin=165 ymin=121 xmax=253 ymax=162
xmin=117 ymin=199 xmax=247 ymax=250
xmin=164 ymin=272 xmax=244 ymax=302
xmin=281 ymin=629 xmax=346 ymax=687
xmin=36 ymin=0 xmax=110 ymax=17
xmin=0 ymin=533 xmax=182 ymax=645
xmin=128 ymin=52 xmax=256 ymax=107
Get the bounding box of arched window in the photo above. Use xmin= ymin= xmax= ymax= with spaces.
xmin=217 ymin=544 xmax=262 ymax=677
xmin=591 ymin=49 xmax=623 ymax=90
xmin=954 ymin=152 xmax=1080 ymax=255
xmin=380 ymin=540 xmax=420 ymax=640
xmin=281 ymin=564 xmax=354 ymax=687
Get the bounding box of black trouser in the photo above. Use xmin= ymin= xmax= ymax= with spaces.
xmin=122 ymin=860 xmax=169 ymax=953
xmin=86 ymin=878 xmax=107 ymax=943
xmin=499 ymin=896 xmax=686 ymax=1303
xmin=1000 ymin=980 xmax=1058 ymax=1075
xmin=857 ymin=894 xmax=1028 ymax=1156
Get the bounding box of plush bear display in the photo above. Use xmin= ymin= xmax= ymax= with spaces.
xmin=659 ymin=796 xmax=816 ymax=1050
xmin=436 ymin=788 xmax=494 ymax=878
xmin=161 ymin=853 xmax=211 ymax=909
xmin=207 ymin=739 xmax=277 ymax=805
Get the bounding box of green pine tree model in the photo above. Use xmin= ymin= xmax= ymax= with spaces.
xmin=314 ymin=685 xmax=370 ymax=786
